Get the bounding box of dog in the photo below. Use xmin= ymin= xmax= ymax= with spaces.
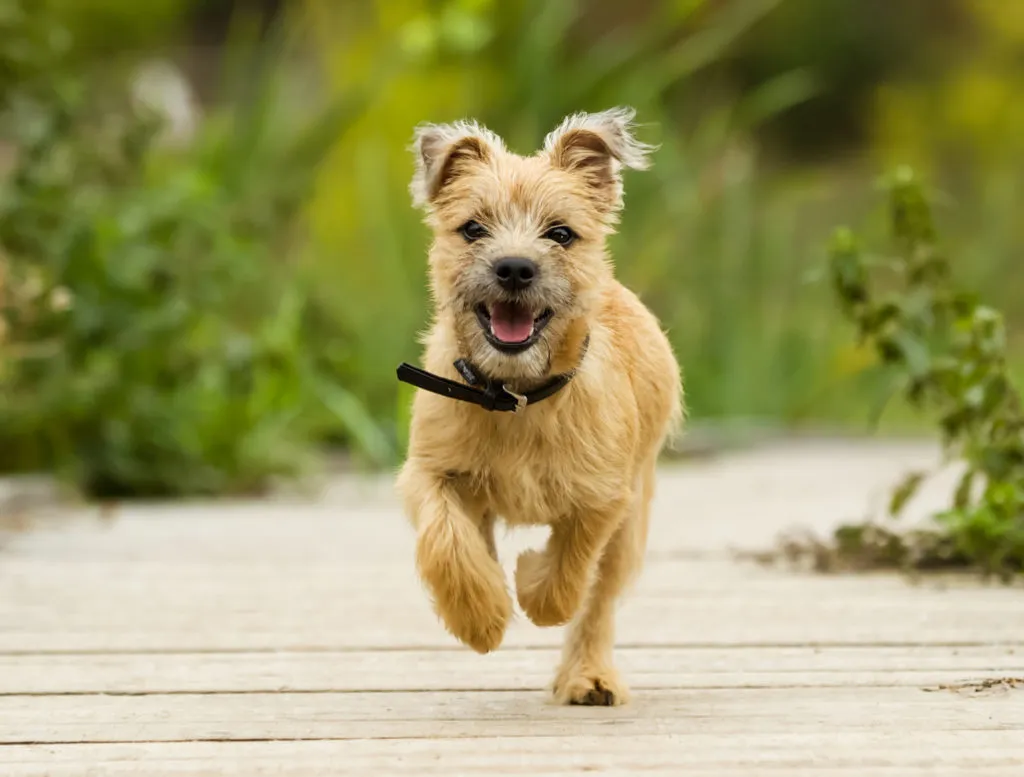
xmin=396 ymin=107 xmax=683 ymax=706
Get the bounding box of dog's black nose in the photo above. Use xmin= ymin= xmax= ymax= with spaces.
xmin=493 ymin=256 xmax=537 ymax=292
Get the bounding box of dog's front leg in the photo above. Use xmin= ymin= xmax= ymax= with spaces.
xmin=514 ymin=497 xmax=629 ymax=628
xmin=398 ymin=462 xmax=511 ymax=654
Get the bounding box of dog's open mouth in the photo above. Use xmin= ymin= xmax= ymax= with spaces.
xmin=475 ymin=302 xmax=554 ymax=353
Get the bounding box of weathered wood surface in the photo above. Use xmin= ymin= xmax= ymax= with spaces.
xmin=1 ymin=440 xmax=1022 ymax=775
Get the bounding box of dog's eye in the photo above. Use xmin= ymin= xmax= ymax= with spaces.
xmin=544 ymin=226 xmax=577 ymax=247
xmin=459 ymin=220 xmax=489 ymax=242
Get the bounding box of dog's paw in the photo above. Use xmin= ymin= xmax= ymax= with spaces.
xmin=416 ymin=518 xmax=512 ymax=654
xmin=451 ymin=605 xmax=510 ymax=655
xmin=433 ymin=573 xmax=512 ymax=654
xmin=419 ymin=552 xmax=511 ymax=654
xmin=553 ymin=665 xmax=630 ymax=707
xmin=515 ymin=549 xmax=578 ymax=627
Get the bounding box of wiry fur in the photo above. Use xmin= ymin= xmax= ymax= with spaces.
xmin=398 ymin=107 xmax=684 ymax=706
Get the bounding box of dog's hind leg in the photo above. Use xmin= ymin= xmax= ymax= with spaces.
xmin=398 ymin=462 xmax=511 ymax=654
xmin=551 ymin=462 xmax=655 ymax=706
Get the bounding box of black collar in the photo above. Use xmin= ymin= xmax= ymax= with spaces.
xmin=396 ymin=337 xmax=588 ymax=414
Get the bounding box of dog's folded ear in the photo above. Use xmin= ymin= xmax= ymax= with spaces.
xmin=544 ymin=107 xmax=655 ymax=213
xmin=410 ymin=121 xmax=503 ymax=210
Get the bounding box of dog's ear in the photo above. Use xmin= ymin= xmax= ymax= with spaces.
xmin=544 ymin=107 xmax=654 ymax=212
xmin=410 ymin=121 xmax=502 ymax=210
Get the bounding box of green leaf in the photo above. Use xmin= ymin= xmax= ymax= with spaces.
xmin=892 ymin=330 xmax=932 ymax=378
xmin=889 ymin=470 xmax=926 ymax=517
xmin=953 ymin=470 xmax=975 ymax=511
xmin=734 ymin=68 xmax=822 ymax=130
xmin=313 ymin=377 xmax=395 ymax=467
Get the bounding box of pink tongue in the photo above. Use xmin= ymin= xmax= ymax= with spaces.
xmin=490 ymin=301 xmax=534 ymax=343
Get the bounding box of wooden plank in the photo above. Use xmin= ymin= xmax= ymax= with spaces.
xmin=1 ymin=687 xmax=1021 ymax=745
xmin=1 ymin=732 xmax=1024 ymax=775
xmin=2 ymin=442 xmax=1022 ymax=775
xmin=2 ymin=557 xmax=1021 ymax=652
xmin=1 ymin=646 xmax=1021 ymax=695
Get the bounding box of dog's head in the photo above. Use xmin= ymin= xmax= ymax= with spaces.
xmin=410 ymin=107 xmax=653 ymax=382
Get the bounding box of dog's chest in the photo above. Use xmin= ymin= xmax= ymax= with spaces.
xmin=482 ymin=460 xmax=573 ymax=526
xmin=470 ymin=421 xmax=623 ymax=526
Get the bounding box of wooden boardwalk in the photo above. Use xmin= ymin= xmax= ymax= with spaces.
xmin=1 ymin=440 xmax=1022 ymax=775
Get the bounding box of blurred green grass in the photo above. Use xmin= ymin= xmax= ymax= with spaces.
xmin=2 ymin=0 xmax=1023 ymax=495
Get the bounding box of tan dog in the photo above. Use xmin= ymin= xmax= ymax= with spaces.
xmin=396 ymin=107 xmax=683 ymax=706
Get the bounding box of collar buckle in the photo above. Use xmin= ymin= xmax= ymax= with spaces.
xmin=502 ymin=385 xmax=528 ymax=414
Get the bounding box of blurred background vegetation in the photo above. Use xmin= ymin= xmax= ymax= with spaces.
xmin=1 ymin=0 xmax=1022 ymax=497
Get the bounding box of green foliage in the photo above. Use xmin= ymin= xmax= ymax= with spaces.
xmin=727 ymin=0 xmax=919 ymax=156
xmin=5 ymin=0 xmax=1024 ymax=497
xmin=872 ymin=1 xmax=1024 ymax=171
xmin=51 ymin=0 xmax=191 ymax=60
xmin=825 ymin=168 xmax=1024 ymax=578
xmin=0 ymin=0 xmax=388 ymax=497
